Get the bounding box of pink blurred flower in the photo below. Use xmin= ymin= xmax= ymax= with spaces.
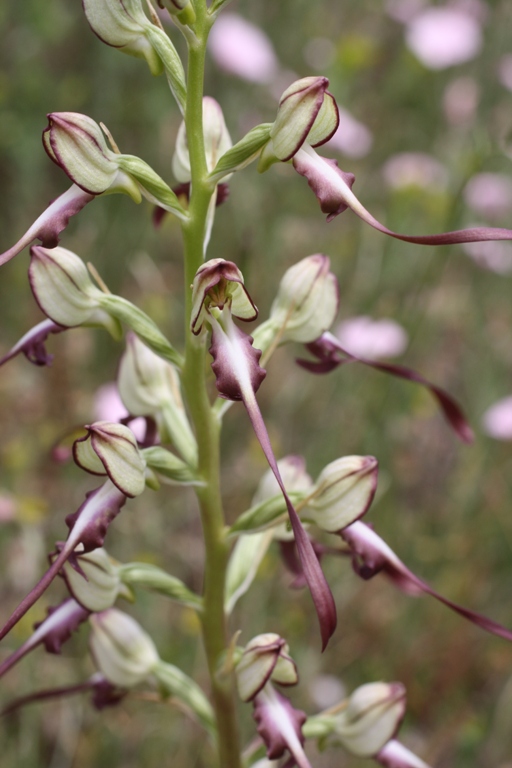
xmin=482 ymin=396 xmax=512 ymax=440
xmin=463 ymin=173 xmax=512 ymax=220
xmin=443 ymin=76 xmax=480 ymax=125
xmin=326 ymin=108 xmax=373 ymax=159
xmin=385 ymin=0 xmax=426 ymax=24
xmin=461 ymin=240 xmax=512 ymax=274
xmin=335 ymin=317 xmax=408 ymax=359
xmin=0 ymin=494 xmax=16 ymax=523
xmin=498 ymin=54 xmax=512 ymax=92
xmin=382 ymin=152 xmax=448 ymax=191
xmin=208 ymin=14 xmax=279 ymax=83
xmin=405 ymin=7 xmax=483 ymax=69
xmin=94 ymin=382 xmax=146 ymax=443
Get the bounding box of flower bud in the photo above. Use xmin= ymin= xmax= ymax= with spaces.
xmin=29 ymin=246 xmax=121 ymax=334
xmin=173 ymin=98 xmax=232 ymax=182
xmin=118 ymin=334 xmax=197 ymax=466
xmin=309 ymin=455 xmax=378 ymax=532
xmin=236 ymin=633 xmax=298 ymax=702
xmin=84 ymin=0 xmax=165 ymax=75
xmin=271 ymin=77 xmax=329 ymax=161
xmin=62 ymin=548 xmax=128 ymax=613
xmin=258 ymin=77 xmax=339 ymax=172
xmin=335 ymin=682 xmax=406 ymax=757
xmin=73 ymin=422 xmax=147 ymax=498
xmin=89 ymin=608 xmax=160 ymax=688
xmin=190 ymin=258 xmax=257 ymax=335
xmin=266 ymin=254 xmax=339 ymax=345
xmin=43 ymin=112 xmax=140 ymax=198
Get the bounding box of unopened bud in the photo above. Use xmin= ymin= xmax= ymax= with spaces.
xmin=89 ymin=608 xmax=160 ymax=688
xmin=173 ymin=98 xmax=232 ymax=182
xmin=309 ymin=456 xmax=378 ymax=533
xmin=84 ymin=0 xmax=169 ymax=75
xmin=73 ymin=422 xmax=147 ymax=498
xmin=191 ymin=258 xmax=257 ymax=335
xmin=261 ymin=255 xmax=339 ymax=347
xmin=258 ymin=76 xmax=339 ymax=172
xmin=335 ymin=682 xmax=406 ymax=757
xmin=62 ymin=548 xmax=129 ymax=613
xmin=43 ymin=113 xmax=140 ymax=198
xmin=29 ymin=246 xmax=121 ymax=334
xmin=118 ymin=334 xmax=197 ymax=466
xmin=236 ymin=633 xmax=298 ymax=702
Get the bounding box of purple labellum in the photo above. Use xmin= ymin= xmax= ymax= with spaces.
xmin=253 ymin=686 xmax=310 ymax=768
xmin=341 ymin=521 xmax=512 ymax=643
xmin=0 ymin=599 xmax=89 ymax=679
xmin=297 ymin=332 xmax=473 ymax=443
xmin=0 ymin=186 xmax=94 ymax=267
xmin=0 ymin=482 xmax=126 ymax=644
xmin=0 ymin=319 xmax=66 ymax=368
xmin=64 ymin=482 xmax=127 ymax=553
xmin=209 ymin=311 xmax=337 ymax=649
xmin=210 ymin=322 xmax=266 ymax=400
xmin=292 ymin=144 xmax=512 ymax=244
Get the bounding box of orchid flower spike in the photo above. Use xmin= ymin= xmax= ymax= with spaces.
xmin=0 ymin=599 xmax=89 ymax=679
xmin=341 ymin=521 xmax=512 ymax=644
xmin=0 ymin=480 xmax=126 ymax=643
xmin=192 ymin=260 xmax=337 ymax=649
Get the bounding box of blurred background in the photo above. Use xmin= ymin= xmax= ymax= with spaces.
xmin=1 ymin=0 xmax=512 ymax=766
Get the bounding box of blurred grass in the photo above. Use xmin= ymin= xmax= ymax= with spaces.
xmin=2 ymin=1 xmax=512 ymax=767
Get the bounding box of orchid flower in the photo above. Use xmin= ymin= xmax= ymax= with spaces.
xmin=341 ymin=520 xmax=512 ymax=644
xmin=0 ymin=598 xmax=89 ymax=678
xmin=235 ymin=634 xmax=311 ymax=768
xmin=291 ymin=142 xmax=512 ymax=245
xmin=0 ymin=481 xmax=126 ymax=643
xmin=297 ymin=331 xmax=474 ymax=443
xmin=0 ymin=112 xmax=187 ymax=268
xmin=192 ymin=259 xmax=337 ymax=649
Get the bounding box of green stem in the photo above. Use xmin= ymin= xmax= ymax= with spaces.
xmin=180 ymin=10 xmax=242 ymax=768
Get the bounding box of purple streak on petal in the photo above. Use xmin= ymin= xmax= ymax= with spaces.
xmin=0 ymin=599 xmax=89 ymax=678
xmin=342 ymin=521 xmax=512 ymax=643
xmin=210 ymin=317 xmax=337 ymax=649
xmin=376 ymin=739 xmax=431 ymax=768
xmin=293 ymin=147 xmax=512 ymax=244
xmin=0 ymin=186 xmax=94 ymax=267
xmin=253 ymin=687 xmax=309 ymax=767
xmin=297 ymin=332 xmax=473 ymax=443
xmin=0 ymin=320 xmax=66 ymax=368
xmin=0 ymin=483 xmax=125 ymax=643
